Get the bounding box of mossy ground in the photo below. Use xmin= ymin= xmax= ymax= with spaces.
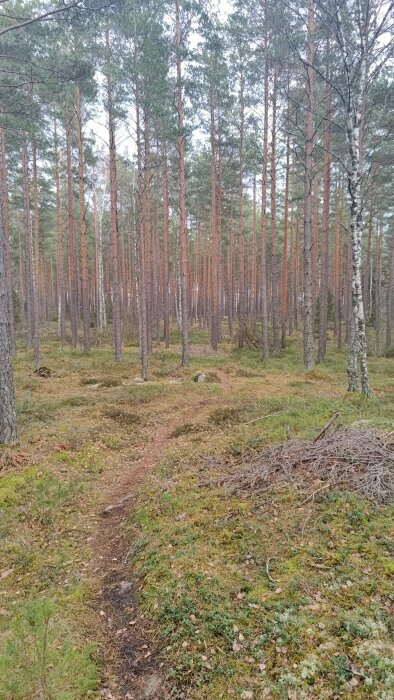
xmin=1 ymin=327 xmax=393 ymax=699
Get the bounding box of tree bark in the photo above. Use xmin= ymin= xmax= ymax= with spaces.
xmin=260 ymin=17 xmax=269 ymax=359
xmin=76 ymin=85 xmax=91 ymax=353
xmin=106 ymin=29 xmax=122 ymax=361
xmin=336 ymin=3 xmax=371 ymax=395
xmin=0 ymin=127 xmax=15 ymax=353
xmin=175 ymin=0 xmax=189 ymax=366
xmin=317 ymin=55 xmax=332 ymax=363
xmin=210 ymin=85 xmax=219 ymax=350
xmin=54 ymin=120 xmax=66 ymax=344
xmin=65 ymin=102 xmax=79 ymax=348
xmin=0 ymin=196 xmax=16 ymax=443
xmin=270 ymin=64 xmax=280 ymax=355
xmin=386 ymin=221 xmax=394 ymax=352
xmin=22 ymin=141 xmax=39 ymax=368
xmin=303 ymin=0 xmax=315 ymax=371
xmin=162 ymin=143 xmax=170 ymax=348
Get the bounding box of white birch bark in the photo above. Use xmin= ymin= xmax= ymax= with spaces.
xmin=336 ymin=0 xmax=371 ymax=395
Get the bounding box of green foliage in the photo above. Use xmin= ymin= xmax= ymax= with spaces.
xmin=0 ymin=598 xmax=98 ymax=700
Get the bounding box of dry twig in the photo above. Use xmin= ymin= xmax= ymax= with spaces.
xmin=209 ymin=427 xmax=394 ymax=504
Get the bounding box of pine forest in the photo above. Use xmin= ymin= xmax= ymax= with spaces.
xmin=0 ymin=1 xmax=394 ymax=698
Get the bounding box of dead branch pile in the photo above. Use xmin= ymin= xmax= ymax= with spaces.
xmin=212 ymin=428 xmax=394 ymax=504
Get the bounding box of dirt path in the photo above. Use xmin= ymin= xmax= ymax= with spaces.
xmin=92 ymin=370 xmax=233 ymax=699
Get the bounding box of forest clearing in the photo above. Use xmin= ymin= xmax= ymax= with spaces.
xmin=1 ymin=0 xmax=394 ymax=697
xmin=1 ymin=331 xmax=394 ymax=699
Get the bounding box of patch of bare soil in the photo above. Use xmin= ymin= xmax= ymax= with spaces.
xmin=91 ymin=374 xmax=234 ymax=699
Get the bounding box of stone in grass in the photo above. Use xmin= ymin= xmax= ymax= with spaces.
xmin=196 ymin=372 xmax=207 ymax=383
xmin=133 ymin=377 xmax=145 ymax=383
xmin=143 ymin=674 xmax=162 ymax=698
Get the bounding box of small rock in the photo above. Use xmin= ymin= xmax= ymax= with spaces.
xmin=241 ymin=692 xmax=254 ymax=699
xmin=133 ymin=377 xmax=145 ymax=383
xmin=143 ymin=673 xmax=162 ymax=698
xmin=117 ymin=581 xmax=133 ymax=595
xmin=175 ymin=512 xmax=186 ymax=521
xmin=197 ymin=372 xmax=207 ymax=382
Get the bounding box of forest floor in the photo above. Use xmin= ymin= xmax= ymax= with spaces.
xmin=0 ymin=329 xmax=394 ymax=700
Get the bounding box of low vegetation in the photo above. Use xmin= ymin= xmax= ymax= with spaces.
xmin=1 ymin=332 xmax=393 ymax=699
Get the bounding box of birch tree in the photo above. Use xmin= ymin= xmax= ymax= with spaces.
xmin=318 ymin=0 xmax=393 ymax=394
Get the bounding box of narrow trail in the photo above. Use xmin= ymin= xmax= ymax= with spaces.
xmin=92 ymin=368 xmax=234 ymax=699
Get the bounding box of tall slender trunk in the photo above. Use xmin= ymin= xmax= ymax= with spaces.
xmin=0 ymin=127 xmax=15 ymax=353
xmin=260 ymin=17 xmax=269 ymax=359
xmin=210 ymin=86 xmax=218 ymax=350
xmin=31 ymin=140 xmax=40 ymax=320
xmin=317 ymin=53 xmax=332 ymax=362
xmin=251 ymin=175 xmax=257 ymax=333
xmin=363 ymin=170 xmax=374 ymax=321
xmin=227 ymin=227 xmax=233 ymax=341
xmin=106 ymin=29 xmax=122 ymax=361
xmin=303 ymin=0 xmax=315 ymax=370
xmin=0 ymin=196 xmax=16 ymax=444
xmin=76 ymin=85 xmax=91 ymax=353
xmin=65 ymin=103 xmax=79 ymax=348
xmin=238 ymin=65 xmax=246 ymax=348
xmin=94 ymin=190 xmax=107 ymax=333
xmin=175 ymin=0 xmax=189 ymax=366
xmin=54 ymin=120 xmax=66 ymax=344
xmin=374 ymin=224 xmax=382 ymax=355
xmin=217 ymin=120 xmax=223 ymax=341
xmin=22 ymin=141 xmax=39 ymax=368
xmin=295 ymin=218 xmax=300 ymax=330
xmin=312 ymin=176 xmax=319 ymax=316
xmin=271 ymin=64 xmax=280 ymax=354
xmin=143 ymin=106 xmax=153 ymax=355
xmin=386 ymin=221 xmax=394 ymax=351
xmin=281 ymin=138 xmax=290 ymax=347
xmin=336 ymin=8 xmax=370 ymax=395
xmin=136 ymin=76 xmax=148 ymax=379
xmin=162 ymin=143 xmax=170 ymax=347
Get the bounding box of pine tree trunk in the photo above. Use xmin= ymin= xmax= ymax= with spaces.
xmin=136 ymin=77 xmax=148 ymax=379
xmin=317 ymin=60 xmax=332 ymax=363
xmin=312 ymin=176 xmax=319 ymax=318
xmin=210 ymin=87 xmax=218 ymax=350
xmin=0 ymin=127 xmax=15 ymax=353
xmin=175 ymin=0 xmax=189 ymax=366
xmin=76 ymin=85 xmax=91 ymax=353
xmin=281 ymin=138 xmax=290 ymax=347
xmin=271 ymin=64 xmax=280 ymax=355
xmin=260 ymin=19 xmax=269 ymax=359
xmin=386 ymin=222 xmax=394 ymax=352
xmin=54 ymin=120 xmax=66 ymax=344
xmin=22 ymin=141 xmax=39 ymax=367
xmin=162 ymin=143 xmax=170 ymax=348
xmin=65 ymin=103 xmax=79 ymax=348
xmin=363 ymin=172 xmax=374 ymax=321
xmin=106 ymin=29 xmax=122 ymax=361
xmin=303 ymin=0 xmax=315 ymax=370
xmin=0 ymin=196 xmax=16 ymax=444
xmin=374 ymin=226 xmax=382 ymax=355
xmin=238 ymin=65 xmax=246 ymax=349
xmin=251 ymin=175 xmax=257 ymax=334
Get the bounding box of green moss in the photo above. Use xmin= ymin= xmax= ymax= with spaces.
xmin=0 ymin=474 xmax=27 ymax=506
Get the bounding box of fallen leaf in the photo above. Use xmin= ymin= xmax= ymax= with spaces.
xmin=0 ymin=569 xmax=13 ymax=580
